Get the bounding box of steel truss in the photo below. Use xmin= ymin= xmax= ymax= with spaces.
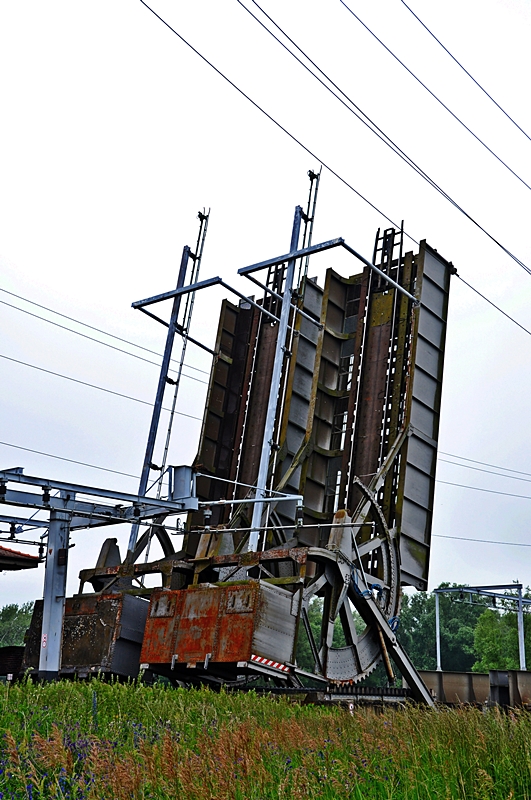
xmin=2 ymin=180 xmax=454 ymax=707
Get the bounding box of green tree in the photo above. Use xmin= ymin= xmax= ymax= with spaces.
xmin=0 ymin=602 xmax=34 ymax=647
xmin=296 ymin=597 xmax=350 ymax=672
xmin=398 ymin=585 xmax=488 ymax=672
xmin=473 ymin=608 xmax=531 ymax=672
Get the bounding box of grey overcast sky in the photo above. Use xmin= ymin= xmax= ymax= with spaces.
xmin=1 ymin=0 xmax=531 ymax=604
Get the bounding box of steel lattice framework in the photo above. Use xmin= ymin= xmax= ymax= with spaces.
xmin=3 ymin=182 xmax=453 ymax=704
xmin=184 ymin=223 xmax=453 ymax=686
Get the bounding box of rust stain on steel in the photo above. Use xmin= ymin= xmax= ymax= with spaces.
xmin=210 ymin=547 xmax=308 ymax=567
xmin=340 ymin=269 xmax=370 ymax=508
xmin=237 ymin=319 xmax=278 ymax=492
xmin=61 ymin=594 xmax=122 ymax=671
xmin=82 ymin=551 xmax=306 ymax=597
xmin=190 ymin=299 xmax=255 ymax=530
xmin=140 ymin=589 xmax=184 ymax=665
xmin=23 ymin=594 xmax=148 ymax=678
xmin=349 ymin=291 xmax=393 ymax=502
xmin=381 ymin=251 xmax=414 ymax=522
xmin=231 ymin=305 xmax=261 ymax=494
xmin=176 ymin=586 xmax=222 ymax=663
xmin=141 ymin=583 xmax=260 ymax=666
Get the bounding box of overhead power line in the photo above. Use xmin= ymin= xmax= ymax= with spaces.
xmin=436 ymin=479 xmax=531 ymax=501
xmin=1 ymin=440 xmax=530 ymax=547
xmin=456 ymin=276 xmax=531 ymax=337
xmin=339 ymin=0 xmax=531 ymax=195
xmin=138 ymin=0 xmax=408 ymax=236
xmin=238 ymin=1 xmax=531 ymax=343
xmin=0 ymin=353 xmax=202 ymax=421
xmin=0 ymin=286 xmax=210 ymax=376
xmin=138 ymin=0 xmax=531 ymax=279
xmin=398 ymin=0 xmax=531 ymax=145
xmin=3 ymin=431 xmax=531 ymax=502
xmin=439 ymin=458 xmax=531 ymax=485
xmin=440 ymin=451 xmax=531 ymax=478
xmin=7 ymin=0 xmax=515 ymax=377
xmin=0 ymin=298 xmax=208 ymax=385
xmin=0 ymin=440 xmax=140 ymax=479
xmin=139 ymin=0 xmax=531 ymax=307
xmin=3 ymin=434 xmax=531 ymax=493
xmin=239 ymin=0 xmax=531 ymax=278
xmin=3 ymin=436 xmax=531 ymax=548
xmin=433 ymin=533 xmax=531 ymax=548
xmin=240 ymin=1 xmax=457 ymax=207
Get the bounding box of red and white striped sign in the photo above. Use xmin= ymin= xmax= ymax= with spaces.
xmin=250 ymin=654 xmax=289 ymax=673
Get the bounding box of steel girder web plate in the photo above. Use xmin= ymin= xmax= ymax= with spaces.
xmin=302 ymin=500 xmax=399 ymax=683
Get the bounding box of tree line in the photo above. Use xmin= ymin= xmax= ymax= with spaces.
xmin=398 ymin=583 xmax=531 ymax=672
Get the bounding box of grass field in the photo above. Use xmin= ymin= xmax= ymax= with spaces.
xmin=0 ymin=679 xmax=529 ymax=799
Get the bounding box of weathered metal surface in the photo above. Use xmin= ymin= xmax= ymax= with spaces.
xmin=303 ymin=538 xmax=396 ymax=684
xmin=175 ymin=587 xmax=223 ymax=664
xmin=191 ymin=299 xmax=256 ymax=532
xmin=395 ymin=243 xmax=453 ymax=589
xmin=65 ymin=226 xmax=451 ymax=692
xmin=252 ymin=581 xmax=299 ymax=664
xmin=507 ymin=670 xmax=531 ymax=707
xmin=190 ymin=234 xmax=452 ymax=578
xmin=141 ymin=580 xmax=297 ymax=675
xmin=22 ymin=594 xmax=149 ymax=679
xmin=414 ymin=671 xmax=488 ymax=706
xmin=78 ymin=547 xmax=308 ymax=599
xmin=0 ymin=646 xmax=25 ymax=677
xmin=233 ymin=314 xmax=278 ymax=498
xmin=20 ymin=600 xmax=43 ymax=674
xmin=410 ymin=670 xmax=531 ymax=707
xmin=184 ymin=230 xmax=453 ymax=687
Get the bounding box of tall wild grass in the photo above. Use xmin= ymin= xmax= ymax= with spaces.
xmin=0 ymin=679 xmax=529 ymax=798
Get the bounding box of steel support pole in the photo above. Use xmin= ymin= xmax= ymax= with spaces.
xmin=38 ymin=509 xmax=71 ymax=680
xmin=435 ymin=591 xmax=442 ymax=671
xmin=517 ymin=586 xmax=526 ymax=670
xmin=127 ymin=246 xmax=190 ymax=557
xmin=249 ymin=206 xmax=302 ymax=551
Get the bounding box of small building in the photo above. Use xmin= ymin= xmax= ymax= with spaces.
xmin=0 ymin=544 xmax=39 ymax=571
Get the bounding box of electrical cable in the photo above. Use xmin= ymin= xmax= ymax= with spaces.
xmin=0 ymin=299 xmax=208 ymax=385
xmin=4 ymin=437 xmax=528 ymax=486
xmin=439 ymin=458 xmax=531 ymax=485
xmin=8 ymin=237 xmax=527 ymax=367
xmin=0 ymin=353 xmax=202 ymax=421
xmin=245 ymin=0 xmax=531 ymax=351
xmin=456 ymin=275 xmax=531 ymax=336
xmin=240 ymin=1 xmax=455 ymax=207
xmin=339 ymin=0 xmax=531 ymax=195
xmin=436 ymin=479 xmax=531 ymax=500
xmin=3 ymin=434 xmax=531 ymax=494
xmin=0 ymin=440 xmax=140 ymax=479
xmin=439 ymin=451 xmax=531 ymax=478
xmin=433 ymin=533 xmax=531 ymax=548
xmin=235 ymin=4 xmax=531 ymax=356
xmin=138 ymin=0 xmax=531 ymax=287
xmin=0 ymin=286 xmax=209 ymax=375
xmin=240 ymin=0 xmax=531 ymax=281
xmin=398 ymin=0 xmax=531 ymax=145
xmin=138 ymin=0 xmax=406 ymax=236
xmin=3 ymin=6 xmax=530 ymax=506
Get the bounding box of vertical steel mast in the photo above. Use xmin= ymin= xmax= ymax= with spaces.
xmin=38 ymin=508 xmax=71 ymax=679
xmin=127 ymin=212 xmax=209 ymax=559
xmin=248 ymin=206 xmax=302 ymax=550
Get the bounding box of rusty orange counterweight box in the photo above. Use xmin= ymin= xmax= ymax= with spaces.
xmin=141 ymin=581 xmax=299 ymax=675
